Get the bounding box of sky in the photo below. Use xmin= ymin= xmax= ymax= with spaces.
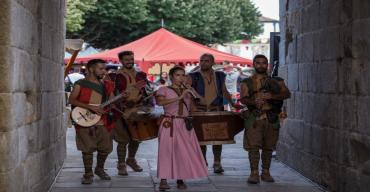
xmin=251 ymin=0 xmax=280 ymax=20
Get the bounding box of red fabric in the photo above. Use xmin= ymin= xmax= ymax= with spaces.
xmin=75 ymin=80 xmax=116 ymax=132
xmin=101 ymin=80 xmax=116 ymax=132
xmin=68 ymin=28 xmax=253 ymax=72
xmin=77 ymin=87 xmax=93 ymax=104
xmin=112 ymin=72 xmax=147 ymax=93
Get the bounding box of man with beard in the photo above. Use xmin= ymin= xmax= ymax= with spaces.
xmin=110 ymin=51 xmax=150 ymax=175
xmin=188 ymin=53 xmax=240 ymax=174
xmin=239 ymin=54 xmax=290 ymax=184
xmin=69 ymin=59 xmax=115 ymax=184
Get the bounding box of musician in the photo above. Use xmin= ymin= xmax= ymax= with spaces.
xmin=188 ymin=53 xmax=240 ymax=173
xmin=155 ymin=66 xmax=208 ymax=191
xmin=109 ymin=51 xmax=151 ymax=175
xmin=239 ymin=54 xmax=290 ymax=184
xmin=69 ymin=59 xmax=115 ymax=184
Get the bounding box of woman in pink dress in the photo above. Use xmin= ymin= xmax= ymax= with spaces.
xmin=155 ymin=66 xmax=208 ymax=190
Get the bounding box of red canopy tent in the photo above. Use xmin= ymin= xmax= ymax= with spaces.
xmin=70 ymin=28 xmax=253 ymax=73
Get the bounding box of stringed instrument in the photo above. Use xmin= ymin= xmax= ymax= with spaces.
xmin=71 ymin=92 xmax=125 ymax=127
xmin=71 ymin=80 xmax=147 ymax=127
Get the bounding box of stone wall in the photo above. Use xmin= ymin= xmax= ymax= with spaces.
xmin=278 ymin=0 xmax=370 ymax=191
xmin=0 ymin=0 xmax=67 ymax=191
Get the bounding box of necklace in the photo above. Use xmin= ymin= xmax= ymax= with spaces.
xmin=203 ymin=74 xmax=212 ymax=85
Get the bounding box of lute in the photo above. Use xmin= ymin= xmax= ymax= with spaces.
xmin=71 ymin=92 xmax=126 ymax=127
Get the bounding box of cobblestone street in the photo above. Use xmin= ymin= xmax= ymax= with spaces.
xmin=50 ymin=128 xmax=325 ymax=192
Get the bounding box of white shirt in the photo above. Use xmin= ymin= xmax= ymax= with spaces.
xmin=224 ymin=71 xmax=239 ymax=94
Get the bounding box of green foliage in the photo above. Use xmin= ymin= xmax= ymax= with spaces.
xmin=66 ymin=0 xmax=97 ymax=33
xmin=66 ymin=0 xmax=263 ymax=49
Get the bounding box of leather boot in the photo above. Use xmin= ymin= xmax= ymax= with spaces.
xmin=117 ymin=162 xmax=128 ymax=176
xmin=247 ymin=170 xmax=260 ymax=184
xmin=81 ymin=153 xmax=94 ymax=184
xmin=261 ymin=169 xmax=275 ymax=182
xmin=261 ymin=150 xmax=274 ymax=182
xmin=126 ymin=158 xmax=143 ymax=172
xmin=247 ymin=150 xmax=260 ymax=184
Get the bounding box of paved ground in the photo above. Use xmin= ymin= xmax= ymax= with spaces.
xmin=50 ymin=128 xmax=325 ymax=192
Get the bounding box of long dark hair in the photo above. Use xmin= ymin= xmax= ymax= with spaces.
xmin=168 ymin=66 xmax=185 ymax=81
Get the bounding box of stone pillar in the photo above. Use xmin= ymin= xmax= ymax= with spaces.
xmin=278 ymin=0 xmax=370 ymax=191
xmin=0 ymin=0 xmax=67 ymax=191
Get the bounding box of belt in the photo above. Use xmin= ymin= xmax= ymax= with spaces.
xmin=162 ymin=115 xmax=187 ymax=119
xmin=253 ymin=110 xmax=269 ymax=120
xmin=161 ymin=115 xmax=188 ymax=137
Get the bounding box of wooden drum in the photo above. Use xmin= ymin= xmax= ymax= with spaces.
xmin=191 ymin=111 xmax=244 ymax=145
xmin=127 ymin=107 xmax=163 ymax=141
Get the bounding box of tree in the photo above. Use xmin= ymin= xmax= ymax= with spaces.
xmin=67 ymin=0 xmax=263 ymax=49
xmin=66 ymin=0 xmax=97 ymax=33
xmin=68 ymin=0 xmax=149 ymax=49
xmin=238 ymin=0 xmax=263 ymax=39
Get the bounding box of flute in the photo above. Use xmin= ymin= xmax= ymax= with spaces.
xmin=181 ymin=83 xmax=200 ymax=102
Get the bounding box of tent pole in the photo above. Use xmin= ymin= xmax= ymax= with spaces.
xmin=160 ymin=64 xmax=163 ymax=76
xmin=64 ymin=50 xmax=80 ymax=78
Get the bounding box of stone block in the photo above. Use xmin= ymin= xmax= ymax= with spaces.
xmin=352 ymin=18 xmax=370 ymax=60
xmin=312 ymin=94 xmax=338 ymax=128
xmin=39 ymin=120 xmax=51 ymax=150
xmin=302 ymin=122 xmax=312 ymax=153
xmin=342 ymin=167 xmax=361 ymax=192
xmin=0 ymin=130 xmax=19 ymax=173
xmin=359 ymin=174 xmax=370 ymax=192
xmin=353 ymin=0 xmax=370 ymax=19
xmin=18 ymin=125 xmax=29 ymax=163
xmin=0 ymin=93 xmax=12 ymax=132
xmin=306 ymin=63 xmax=319 ymax=93
xmin=9 ymin=1 xmax=37 ymax=54
xmin=288 ymin=64 xmax=299 ymax=91
xmin=285 ymin=33 xmax=298 ymax=65
xmin=288 ymin=119 xmax=304 ymax=149
xmin=341 ymin=95 xmax=357 ymax=132
xmin=301 ymin=2 xmax=320 ymax=33
xmin=4 ymin=164 xmax=25 ymax=192
xmin=294 ymin=92 xmax=303 ymax=119
xmin=287 ymin=91 xmax=295 ymax=119
xmin=40 ymin=26 xmax=53 ymax=60
xmin=349 ymin=134 xmax=370 ymax=168
xmin=319 ymin=27 xmax=343 ymax=61
xmin=286 ymin=0 xmax=303 ymax=12
xmin=299 ymin=151 xmax=323 ymax=183
xmin=23 ymin=153 xmax=41 ymax=188
xmin=27 ymin=122 xmax=40 ymax=153
xmin=310 ymin=125 xmax=326 ymax=157
xmin=339 ymin=58 xmax=358 ymax=95
xmin=318 ymin=60 xmax=338 ymax=94
xmin=298 ymin=63 xmax=308 ymax=92
xmin=0 ymin=0 xmax=10 ymax=46
xmin=358 ymin=96 xmax=370 ymax=136
xmin=287 ymin=11 xmax=302 ymax=35
xmin=0 ymin=46 xmax=11 ymax=92
xmin=312 ymin=32 xmax=321 ymax=63
xmin=278 ymin=64 xmax=288 ymax=81
xmin=352 ymin=59 xmax=370 ymax=96
xmin=325 ymin=129 xmax=348 ymax=165
xmin=319 ymin=0 xmax=342 ymax=28
xmin=297 ymin=34 xmax=314 ymax=63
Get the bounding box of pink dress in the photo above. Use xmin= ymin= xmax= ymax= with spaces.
xmin=156 ymin=87 xmax=208 ymax=179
